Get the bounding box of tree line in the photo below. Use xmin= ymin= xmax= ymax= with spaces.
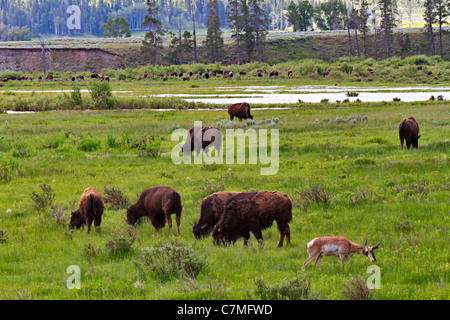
xmin=286 ymin=0 xmax=449 ymax=59
xmin=0 ymin=0 xmax=434 ymax=38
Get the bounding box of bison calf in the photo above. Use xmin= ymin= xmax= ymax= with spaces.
xmin=192 ymin=191 xmax=239 ymax=238
xmin=70 ymin=187 xmax=104 ymax=233
xmin=399 ymin=116 xmax=420 ymax=150
xmin=212 ymin=191 xmax=292 ymax=247
xmin=126 ymin=186 xmax=182 ymax=234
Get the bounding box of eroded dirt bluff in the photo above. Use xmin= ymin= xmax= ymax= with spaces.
xmin=0 ymin=48 xmax=126 ymax=73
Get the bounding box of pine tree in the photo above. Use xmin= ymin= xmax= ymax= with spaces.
xmin=250 ymin=0 xmax=269 ymax=63
xmin=378 ymin=0 xmax=398 ymax=58
xmin=423 ymin=0 xmax=437 ymax=56
xmin=240 ymin=0 xmax=254 ymax=62
xmin=226 ymin=0 xmax=242 ymax=65
xmin=205 ymin=0 xmax=224 ymax=63
xmin=142 ymin=0 xmax=165 ymax=66
xmin=434 ymin=0 xmax=449 ymax=58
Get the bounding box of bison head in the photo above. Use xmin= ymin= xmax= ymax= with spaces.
xmin=191 ymin=221 xmax=209 ymax=239
xmin=125 ymin=207 xmax=139 ymax=227
xmin=212 ymin=223 xmax=228 ymax=245
xmin=70 ymin=209 xmax=84 ymax=229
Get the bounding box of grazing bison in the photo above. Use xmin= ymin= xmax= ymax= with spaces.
xmin=192 ymin=191 xmax=239 ymax=238
xmin=46 ymin=74 xmax=53 ymax=80
xmin=101 ymin=73 xmax=110 ymax=81
xmin=214 ymin=69 xmax=224 ymax=75
xmin=182 ymin=77 xmax=190 ymax=81
xmin=204 ymin=72 xmax=210 ymax=79
xmin=126 ymin=186 xmax=182 ymax=234
xmin=367 ymin=67 xmax=374 ymax=73
xmin=227 ymin=102 xmax=253 ymax=121
xmin=70 ymin=187 xmax=104 ymax=233
xmin=180 ymin=126 xmax=222 ymax=157
xmin=269 ymin=70 xmax=279 ymax=77
xmin=212 ymin=191 xmax=292 ymax=247
xmin=288 ymin=70 xmax=293 ymax=77
xmin=69 ymin=75 xmax=75 ymax=81
xmin=91 ymin=73 xmax=100 ymax=79
xmin=399 ymin=116 xmax=420 ymax=150
xmin=323 ymin=69 xmax=330 ymax=77
xmin=77 ymin=75 xmax=85 ymax=80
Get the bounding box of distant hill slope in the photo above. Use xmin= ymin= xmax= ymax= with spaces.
xmin=0 ymin=29 xmax=448 ymax=73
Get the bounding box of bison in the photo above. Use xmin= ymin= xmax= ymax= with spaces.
xmin=90 ymin=73 xmax=100 ymax=79
xmin=191 ymin=191 xmax=239 ymax=239
xmin=288 ymin=70 xmax=293 ymax=77
xmin=269 ymin=70 xmax=279 ymax=77
xmin=180 ymin=126 xmax=222 ymax=157
xmin=227 ymin=102 xmax=253 ymax=121
xmin=70 ymin=187 xmax=104 ymax=233
xmin=126 ymin=186 xmax=182 ymax=234
xmin=399 ymin=116 xmax=420 ymax=150
xmin=77 ymin=75 xmax=85 ymax=80
xmin=69 ymin=75 xmax=75 ymax=81
xmin=212 ymin=191 xmax=292 ymax=247
xmin=101 ymin=73 xmax=110 ymax=81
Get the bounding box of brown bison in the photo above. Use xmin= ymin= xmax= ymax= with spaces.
xmin=46 ymin=74 xmax=53 ymax=80
xmin=269 ymin=70 xmax=279 ymax=77
xmin=101 ymin=73 xmax=110 ymax=81
xmin=70 ymin=187 xmax=104 ymax=233
xmin=126 ymin=186 xmax=183 ymax=234
xmin=180 ymin=126 xmax=222 ymax=157
xmin=77 ymin=75 xmax=85 ymax=80
xmin=69 ymin=75 xmax=75 ymax=81
xmin=399 ymin=116 xmax=420 ymax=150
xmin=212 ymin=191 xmax=292 ymax=247
xmin=191 ymin=192 xmax=239 ymax=238
xmin=227 ymin=102 xmax=253 ymax=121
xmin=288 ymin=70 xmax=293 ymax=77
xmin=90 ymin=73 xmax=100 ymax=79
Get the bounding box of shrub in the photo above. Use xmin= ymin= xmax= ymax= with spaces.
xmin=341 ymin=276 xmax=373 ymax=300
xmin=135 ymin=241 xmax=207 ymax=281
xmin=47 ymin=203 xmax=69 ymax=226
xmin=0 ymin=229 xmax=7 ymax=244
xmin=29 ymin=184 xmax=55 ymax=213
xmin=77 ymin=135 xmax=101 ymax=152
xmin=89 ymin=80 xmax=115 ymax=110
xmin=293 ymin=185 xmax=332 ymax=212
xmin=253 ymin=273 xmax=318 ymax=300
xmin=103 ymin=186 xmax=130 ymax=210
xmin=341 ymin=63 xmax=353 ymax=74
xmin=105 ymin=226 xmax=139 ymax=255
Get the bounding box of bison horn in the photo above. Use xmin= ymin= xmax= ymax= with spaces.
xmin=189 ymin=222 xmax=194 ymax=227
xmin=200 ymin=224 xmax=207 ymax=229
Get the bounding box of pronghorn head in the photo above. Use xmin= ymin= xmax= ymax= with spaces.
xmin=364 ymin=240 xmax=381 ymax=262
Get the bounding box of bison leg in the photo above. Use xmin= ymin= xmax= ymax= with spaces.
xmin=86 ymin=217 xmax=92 ymax=234
xmin=176 ymin=215 xmax=181 ymax=235
xmin=94 ymin=216 xmax=102 ymax=232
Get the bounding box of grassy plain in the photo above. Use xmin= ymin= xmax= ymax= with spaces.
xmin=0 ymin=92 xmax=448 ymax=299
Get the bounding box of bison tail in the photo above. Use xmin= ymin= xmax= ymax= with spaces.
xmin=172 ymin=192 xmax=183 ymax=217
xmin=398 ymin=119 xmax=406 ymax=149
xmin=89 ymin=194 xmax=98 ymax=217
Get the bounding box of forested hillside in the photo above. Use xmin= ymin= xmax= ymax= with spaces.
xmin=0 ymin=0 xmax=427 ymax=38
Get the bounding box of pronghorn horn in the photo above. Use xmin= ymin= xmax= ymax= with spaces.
xmin=372 ymin=241 xmax=381 ymax=250
xmin=364 ymin=239 xmax=368 ymax=247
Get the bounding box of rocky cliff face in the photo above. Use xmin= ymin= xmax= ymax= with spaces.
xmin=0 ymin=48 xmax=126 ymax=73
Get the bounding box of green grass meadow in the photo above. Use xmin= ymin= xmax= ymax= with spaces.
xmin=0 ymin=77 xmax=449 ymax=301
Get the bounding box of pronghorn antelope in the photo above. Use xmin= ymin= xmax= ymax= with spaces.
xmin=303 ymin=236 xmax=380 ymax=269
